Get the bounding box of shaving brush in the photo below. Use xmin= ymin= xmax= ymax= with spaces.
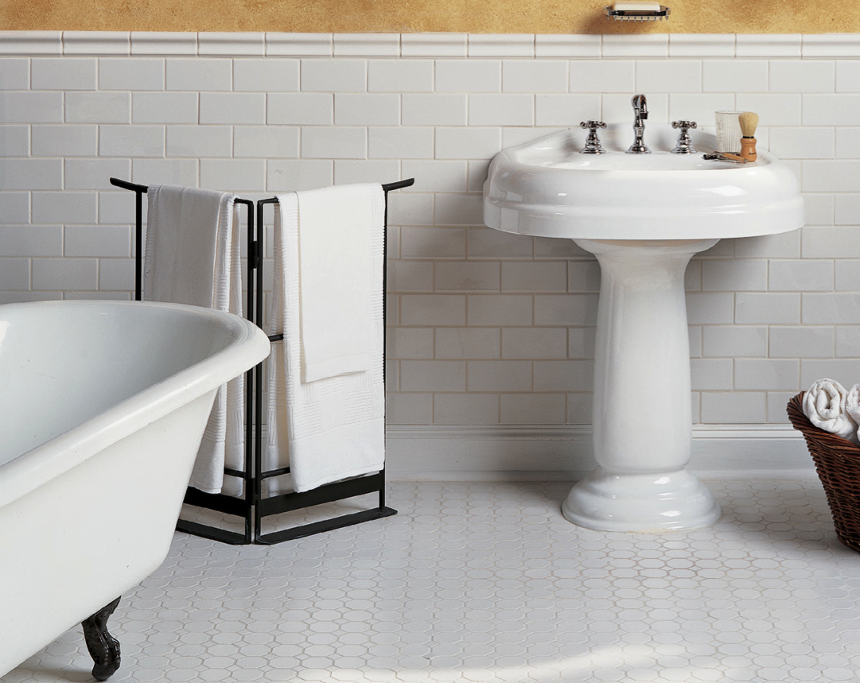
xmin=739 ymin=112 xmax=759 ymax=162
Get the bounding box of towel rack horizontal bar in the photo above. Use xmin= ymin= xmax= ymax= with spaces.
xmin=113 ymin=177 xmax=416 ymax=196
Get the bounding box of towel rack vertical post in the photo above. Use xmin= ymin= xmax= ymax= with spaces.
xmin=109 ymin=177 xmax=413 ymax=545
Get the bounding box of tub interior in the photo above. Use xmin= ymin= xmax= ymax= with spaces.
xmin=0 ymin=302 xmax=237 ymax=466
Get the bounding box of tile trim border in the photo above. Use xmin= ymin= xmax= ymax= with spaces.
xmin=0 ymin=32 xmax=857 ymax=58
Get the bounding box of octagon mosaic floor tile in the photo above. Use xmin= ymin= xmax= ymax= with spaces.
xmin=7 ymin=478 xmax=860 ymax=683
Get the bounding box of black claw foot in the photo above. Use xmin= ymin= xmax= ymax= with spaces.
xmin=81 ymin=597 xmax=121 ymax=681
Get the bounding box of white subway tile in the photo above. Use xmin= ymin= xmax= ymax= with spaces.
xmin=503 ymin=60 xmax=567 ymax=93
xmin=802 ymin=161 xmax=860 ymax=193
xmin=836 ymin=260 xmax=860 ymax=289
xmin=435 ymin=127 xmax=501 ymax=159
xmin=770 ymin=60 xmax=835 ymax=93
xmin=534 ymin=92 xmax=599 ymax=127
xmin=685 ymin=292 xmax=734 ymax=324
xmin=99 ymin=125 xmax=165 ymax=157
xmin=534 ymin=360 xmax=592 ymax=391
xmin=769 ymin=259 xmax=833 ymax=291
xmin=636 ymin=60 xmax=701 ymax=93
xmin=200 ymin=92 xmax=265 ymax=124
xmin=401 ymin=226 xmax=465 ymax=258
xmin=603 ymin=34 xmax=668 ymax=58
xmin=67 ymin=92 xmax=131 ymax=123
xmin=734 ymin=93 xmax=802 ymax=126
xmin=536 ymin=35 xmax=601 ymax=59
xmin=400 ymin=160 xmax=467 ymax=193
xmin=469 ymin=227 xmax=532 ymax=259
xmin=302 ymin=126 xmax=366 ymax=159
xmin=535 ymin=236 xmax=590 ymax=259
xmin=401 ymin=33 xmax=466 ymax=58
xmin=0 ymin=92 xmax=62 ymax=123
xmin=266 ymin=159 xmax=332 ymax=191
xmin=233 ymin=58 xmax=299 ymax=92
xmin=132 ymin=158 xmax=198 ymax=187
xmin=803 ymin=35 xmax=860 ymax=58
xmin=733 ymin=231 xmax=800 ymax=259
xmin=569 ymin=327 xmax=596 ymax=359
xmin=166 ymin=58 xmax=231 ymax=91
xmin=98 ymin=192 xmax=137 ymax=224
xmin=0 ymin=193 xmax=30 ymax=223
xmin=836 ymin=128 xmax=860 ymax=159
xmin=32 ymin=257 xmax=97 ymax=290
xmin=32 ymin=124 xmax=97 ymax=156
xmin=568 ymin=260 xmax=601 ymax=292
xmin=402 ymin=94 xmax=467 ymax=126
xmin=301 ymin=59 xmax=366 ymax=92
xmin=836 ymin=61 xmax=860 ymax=93
xmin=436 ymin=327 xmax=501 ymax=359
xmin=386 ymin=393 xmax=432 ymax=425
xmin=803 ymin=94 xmax=860 ymax=126
xmin=198 ymin=33 xmax=264 ymax=56
xmin=31 ymin=57 xmax=96 ymax=90
xmin=333 ymin=33 xmax=399 ymax=57
xmin=387 ymin=327 xmax=435 ymax=358
xmin=735 ymin=34 xmax=801 ymax=58
xmin=702 ymin=326 xmax=767 ymax=357
xmin=501 ymin=261 xmax=566 ymax=292
xmin=503 ymin=328 xmax=567 ymax=359
xmin=836 ymin=327 xmax=860 ymax=357
xmin=132 ymin=92 xmax=196 ymax=124
xmin=268 ymin=93 xmax=333 ymax=124
xmin=769 ymin=127 xmax=834 ymax=159
xmin=501 ymin=393 xmax=566 ymax=424
xmin=0 ymin=225 xmax=62 ymax=256
xmin=803 ymin=226 xmax=860 ymax=257
xmin=691 ymin=359 xmax=733 ymax=390
xmin=568 ymin=392 xmax=593 ymax=424
xmin=701 ymin=259 xmax=767 ymax=292
xmin=669 ymin=34 xmax=735 ymax=58
xmin=702 ymin=60 xmax=768 ymax=93
xmin=31 ymin=191 xmax=97 ymax=223
xmin=98 ymin=258 xmax=134 ymax=290
xmin=400 ymin=294 xmax=466 ymax=325
xmin=434 ymin=393 xmax=499 ymax=425
xmin=436 ymin=60 xmax=501 ymax=93
xmin=99 ymin=58 xmax=164 ymax=90
xmin=700 ymin=392 xmax=766 ymax=424
xmin=63 ymin=31 xmax=129 ymax=55
xmin=131 ymin=32 xmax=197 ymax=56
xmin=234 ymin=126 xmax=299 ymax=158
xmin=468 ymin=294 xmax=533 ymax=325
xmin=387 ymin=258 xmax=433 ymax=292
xmin=334 ymin=93 xmax=399 ymax=125
xmin=0 ymin=59 xmax=28 ymax=89
xmin=370 ymin=126 xmax=433 ymax=159
xmin=266 ymin=33 xmax=332 ymax=57
xmin=468 ymin=35 xmax=534 ymax=58
xmin=434 ymin=193 xmax=483 ymax=226
xmin=166 ymin=125 xmax=232 ymax=157
xmin=0 ymin=258 xmax=30 ymax=290
xmin=368 ymin=60 xmax=433 ymax=92
xmin=735 ymin=292 xmax=800 ymax=324
xmin=65 ymin=225 xmax=131 ymax=257
xmin=0 ymin=159 xmax=62 ymax=189
xmin=387 ymin=192 xmax=434 ymax=225
xmin=569 ymin=60 xmax=634 ymax=93
xmin=735 ymin=358 xmax=799 ymax=391
xmin=801 ymin=360 xmax=860 ymax=388
xmin=770 ymin=326 xmax=834 ymax=358
xmin=0 ymin=31 xmax=61 ymax=55
xmin=435 ymin=260 xmax=499 ymax=291
xmin=64 ymin=158 xmax=131 ymax=189
xmin=803 ymin=292 xmax=860 ymax=324
xmin=534 ymin=294 xmax=597 ymax=325
xmin=468 ymin=360 xmax=532 ymax=392
xmin=401 ymin=360 xmax=465 ymax=391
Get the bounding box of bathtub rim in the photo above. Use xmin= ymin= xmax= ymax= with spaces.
xmin=0 ymin=300 xmax=270 ymax=509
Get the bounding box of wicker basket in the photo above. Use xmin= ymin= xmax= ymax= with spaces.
xmin=787 ymin=392 xmax=860 ymax=553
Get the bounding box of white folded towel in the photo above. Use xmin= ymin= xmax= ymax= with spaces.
xmin=803 ymin=378 xmax=860 ymax=445
xmin=266 ymin=185 xmax=386 ymax=494
xmin=144 ymin=184 xmax=245 ymax=494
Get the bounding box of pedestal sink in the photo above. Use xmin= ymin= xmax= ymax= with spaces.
xmin=483 ymin=122 xmax=804 ymax=532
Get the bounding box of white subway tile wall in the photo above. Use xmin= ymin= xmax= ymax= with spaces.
xmin=2 ymin=32 xmax=860 ymax=427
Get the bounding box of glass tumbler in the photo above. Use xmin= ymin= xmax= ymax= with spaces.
xmin=715 ymin=111 xmax=743 ymax=154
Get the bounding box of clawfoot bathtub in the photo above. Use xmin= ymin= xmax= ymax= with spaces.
xmin=0 ymin=300 xmax=269 ymax=680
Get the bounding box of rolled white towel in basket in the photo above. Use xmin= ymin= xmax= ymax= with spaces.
xmin=144 ymin=184 xmax=245 ymax=495
xmin=802 ymin=378 xmax=860 ymax=445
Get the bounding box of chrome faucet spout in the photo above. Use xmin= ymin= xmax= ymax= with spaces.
xmin=628 ymin=94 xmax=651 ymax=154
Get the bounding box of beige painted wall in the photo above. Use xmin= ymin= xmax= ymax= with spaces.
xmin=1 ymin=0 xmax=858 ymax=34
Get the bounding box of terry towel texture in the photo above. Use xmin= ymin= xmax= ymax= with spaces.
xmin=144 ymin=184 xmax=245 ymax=495
xmin=802 ymin=378 xmax=860 ymax=445
xmin=266 ymin=185 xmax=386 ymax=494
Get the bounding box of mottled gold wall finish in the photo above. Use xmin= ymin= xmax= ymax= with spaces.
xmin=1 ymin=0 xmax=858 ymax=33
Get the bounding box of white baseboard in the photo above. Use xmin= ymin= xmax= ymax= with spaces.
xmin=384 ymin=424 xmax=815 ymax=481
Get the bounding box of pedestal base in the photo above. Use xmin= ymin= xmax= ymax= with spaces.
xmin=562 ymin=468 xmax=721 ymax=532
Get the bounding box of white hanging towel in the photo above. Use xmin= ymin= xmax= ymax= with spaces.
xmin=144 ymin=184 xmax=245 ymax=495
xmin=266 ymin=184 xmax=386 ymax=494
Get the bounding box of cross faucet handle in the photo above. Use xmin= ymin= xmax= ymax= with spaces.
xmin=580 ymin=121 xmax=607 ymax=154
xmin=671 ymin=120 xmax=697 ymax=154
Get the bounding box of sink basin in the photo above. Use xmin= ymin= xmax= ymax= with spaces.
xmin=483 ymin=122 xmax=805 ymax=533
xmin=484 ymin=123 xmax=804 ymax=240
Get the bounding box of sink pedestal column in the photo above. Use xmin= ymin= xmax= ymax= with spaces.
xmin=563 ymin=238 xmax=722 ymax=532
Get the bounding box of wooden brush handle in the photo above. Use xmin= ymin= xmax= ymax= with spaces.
xmin=740 ymin=137 xmax=757 ymax=162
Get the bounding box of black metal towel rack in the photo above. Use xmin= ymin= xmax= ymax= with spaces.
xmin=110 ymin=176 xmax=414 ymax=545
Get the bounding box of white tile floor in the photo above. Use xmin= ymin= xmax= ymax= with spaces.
xmin=8 ymin=478 xmax=860 ymax=683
